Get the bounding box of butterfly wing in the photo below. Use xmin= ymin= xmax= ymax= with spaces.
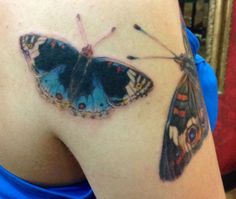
xmin=159 ymin=74 xmax=209 ymax=181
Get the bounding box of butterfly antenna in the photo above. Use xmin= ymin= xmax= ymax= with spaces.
xmin=127 ymin=55 xmax=175 ymax=60
xmin=77 ymin=14 xmax=89 ymax=45
xmin=133 ymin=24 xmax=178 ymax=57
xmin=93 ymin=27 xmax=116 ymax=48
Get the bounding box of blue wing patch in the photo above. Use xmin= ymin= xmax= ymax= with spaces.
xmin=37 ymin=64 xmax=71 ymax=109
xmin=72 ymin=76 xmax=112 ymax=118
xmin=38 ymin=65 xmax=68 ymax=98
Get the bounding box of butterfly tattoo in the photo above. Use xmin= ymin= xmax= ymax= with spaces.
xmin=19 ymin=14 xmax=153 ymax=119
xmin=128 ymin=23 xmax=209 ymax=181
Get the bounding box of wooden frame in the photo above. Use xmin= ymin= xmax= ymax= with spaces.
xmin=206 ymin=0 xmax=234 ymax=93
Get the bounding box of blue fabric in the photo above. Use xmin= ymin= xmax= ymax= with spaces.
xmin=0 ymin=166 xmax=95 ymax=199
xmin=186 ymin=28 xmax=218 ymax=131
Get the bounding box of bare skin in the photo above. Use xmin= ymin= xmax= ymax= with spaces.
xmin=0 ymin=0 xmax=225 ymax=198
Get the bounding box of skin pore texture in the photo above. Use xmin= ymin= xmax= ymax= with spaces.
xmin=0 ymin=0 xmax=225 ymax=198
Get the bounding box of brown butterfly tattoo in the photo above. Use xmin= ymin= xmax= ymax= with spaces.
xmin=127 ymin=22 xmax=209 ymax=181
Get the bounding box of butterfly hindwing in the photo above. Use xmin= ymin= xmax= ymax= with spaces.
xmin=69 ymin=73 xmax=113 ymax=118
xmin=160 ymin=75 xmax=209 ymax=181
xmin=20 ymin=34 xmax=153 ymax=118
xmin=69 ymin=57 xmax=154 ymax=118
xmin=37 ymin=64 xmax=73 ymax=110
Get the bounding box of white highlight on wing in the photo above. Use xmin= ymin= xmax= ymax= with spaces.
xmin=30 ymin=36 xmax=47 ymax=61
xmin=186 ymin=117 xmax=197 ymax=128
xmin=129 ymin=70 xmax=136 ymax=76
xmin=127 ymin=70 xmax=136 ymax=82
xmin=169 ymin=126 xmax=179 ymax=146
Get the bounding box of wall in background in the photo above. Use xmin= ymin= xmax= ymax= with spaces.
xmin=213 ymin=0 xmax=236 ymax=175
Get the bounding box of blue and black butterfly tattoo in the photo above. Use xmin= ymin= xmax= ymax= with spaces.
xmin=128 ymin=21 xmax=209 ymax=181
xmin=20 ymin=14 xmax=153 ymax=119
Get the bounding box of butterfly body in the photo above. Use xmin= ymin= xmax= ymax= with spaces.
xmin=20 ymin=34 xmax=153 ymax=118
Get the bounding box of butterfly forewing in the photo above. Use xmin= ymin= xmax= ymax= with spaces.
xmin=92 ymin=57 xmax=154 ymax=106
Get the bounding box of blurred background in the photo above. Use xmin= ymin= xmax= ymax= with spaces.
xmin=179 ymin=0 xmax=236 ymax=198
xmin=180 ymin=0 xmax=209 ymax=57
